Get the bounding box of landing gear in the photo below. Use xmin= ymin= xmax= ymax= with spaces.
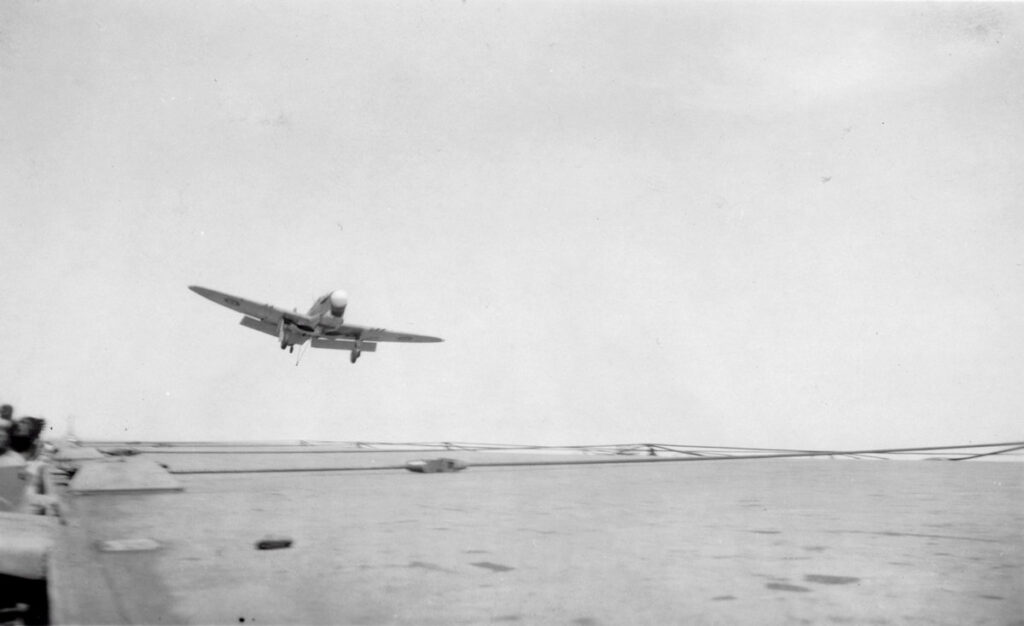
xmin=350 ymin=349 xmax=361 ymax=364
xmin=278 ymin=318 xmax=301 ymax=353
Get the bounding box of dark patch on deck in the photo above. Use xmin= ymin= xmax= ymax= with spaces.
xmin=766 ymin=583 xmax=812 ymax=592
xmin=978 ymin=595 xmax=1004 ymax=600
xmin=518 ymin=528 xmax=560 ymax=535
xmin=712 ymin=595 xmax=736 ymax=601
xmin=408 ymin=561 xmax=454 ymax=573
xmin=828 ymin=530 xmax=999 ymax=543
xmin=751 ymin=530 xmax=782 ymax=534
xmin=805 ymin=575 xmax=861 ymax=585
xmin=492 ymin=615 xmax=522 ymax=622
xmin=471 ymin=561 xmax=515 ymax=572
xmin=571 ymin=618 xmax=599 ymax=626
xmin=802 ymin=545 xmax=828 ymax=552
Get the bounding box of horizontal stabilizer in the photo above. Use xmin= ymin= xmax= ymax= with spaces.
xmin=310 ymin=339 xmax=377 ymax=352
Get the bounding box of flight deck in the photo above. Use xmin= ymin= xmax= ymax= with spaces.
xmin=39 ymin=444 xmax=1024 ymax=625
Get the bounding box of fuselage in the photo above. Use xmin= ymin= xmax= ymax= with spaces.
xmin=272 ymin=290 xmax=351 ymax=348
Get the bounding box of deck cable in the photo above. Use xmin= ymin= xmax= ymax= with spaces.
xmin=162 ymin=440 xmax=1024 ymax=475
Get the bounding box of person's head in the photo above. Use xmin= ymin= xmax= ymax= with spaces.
xmin=10 ymin=417 xmax=45 ymax=455
xmin=0 ymin=404 xmax=12 ymax=422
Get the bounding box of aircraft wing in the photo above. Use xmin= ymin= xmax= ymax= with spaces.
xmin=188 ymin=286 xmax=310 ymax=327
xmin=315 ymin=324 xmax=444 ymax=344
xmin=190 ymin=285 xmax=443 ymax=352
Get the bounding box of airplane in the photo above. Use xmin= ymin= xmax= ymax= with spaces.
xmin=188 ymin=286 xmax=443 ymax=363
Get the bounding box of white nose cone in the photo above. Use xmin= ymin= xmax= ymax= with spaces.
xmin=329 ymin=290 xmax=349 ymax=316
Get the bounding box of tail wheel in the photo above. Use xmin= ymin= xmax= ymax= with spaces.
xmin=350 ymin=349 xmax=361 ymax=364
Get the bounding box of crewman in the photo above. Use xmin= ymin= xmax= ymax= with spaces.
xmin=10 ymin=417 xmax=45 ymax=461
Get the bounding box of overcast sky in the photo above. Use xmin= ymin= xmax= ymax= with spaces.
xmin=1 ymin=2 xmax=1022 ymax=449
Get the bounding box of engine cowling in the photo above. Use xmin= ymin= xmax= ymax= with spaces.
xmin=329 ymin=290 xmax=349 ymax=318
